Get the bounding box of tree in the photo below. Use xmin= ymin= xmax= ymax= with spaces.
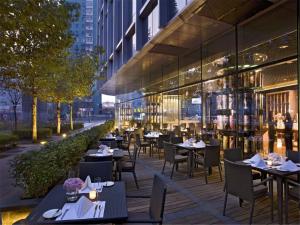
xmin=0 ymin=0 xmax=79 ymax=142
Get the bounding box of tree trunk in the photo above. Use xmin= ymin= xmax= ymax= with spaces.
xmin=32 ymin=96 xmax=37 ymax=142
xmin=57 ymin=101 xmax=61 ymax=134
xmin=13 ymin=105 xmax=17 ymax=130
xmin=70 ymin=103 xmax=73 ymax=130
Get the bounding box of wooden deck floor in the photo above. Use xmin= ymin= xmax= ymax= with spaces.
xmin=121 ymin=151 xmax=300 ymax=225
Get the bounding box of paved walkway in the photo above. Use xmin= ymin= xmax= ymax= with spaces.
xmin=0 ymin=121 xmax=104 ymax=208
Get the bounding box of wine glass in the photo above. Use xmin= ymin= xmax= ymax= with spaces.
xmin=94 ymin=177 xmax=102 ymax=200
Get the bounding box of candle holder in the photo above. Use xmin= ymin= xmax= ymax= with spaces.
xmin=89 ymin=189 xmax=97 ymax=200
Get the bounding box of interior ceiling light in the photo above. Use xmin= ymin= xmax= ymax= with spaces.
xmin=279 ymin=45 xmax=288 ymax=49
xmin=253 ymin=53 xmax=268 ymax=63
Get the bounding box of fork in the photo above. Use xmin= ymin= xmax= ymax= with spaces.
xmin=93 ymin=203 xmax=99 ymax=218
xmin=60 ymin=206 xmax=70 ymax=220
xmin=98 ymin=203 xmax=102 ymax=218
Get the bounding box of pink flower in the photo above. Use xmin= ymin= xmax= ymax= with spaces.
xmin=63 ymin=178 xmax=84 ymax=192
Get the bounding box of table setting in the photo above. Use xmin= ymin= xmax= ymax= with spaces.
xmin=178 ymin=138 xmax=206 ymax=149
xmin=243 ymin=153 xmax=300 ymax=172
xmin=144 ymin=131 xmax=162 ymax=138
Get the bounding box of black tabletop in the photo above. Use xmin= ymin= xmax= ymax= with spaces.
xmin=86 ymin=149 xmax=124 ymax=160
xmin=175 ymin=143 xmax=208 ymax=151
xmin=100 ymin=137 xmax=123 ymax=141
xmin=27 ymin=182 xmax=128 ymax=224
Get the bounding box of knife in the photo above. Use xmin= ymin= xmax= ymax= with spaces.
xmin=93 ymin=204 xmax=98 ymax=218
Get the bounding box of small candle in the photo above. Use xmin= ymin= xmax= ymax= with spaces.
xmin=89 ymin=189 xmax=97 ymax=200
xmin=267 ymin=160 xmax=273 ymax=166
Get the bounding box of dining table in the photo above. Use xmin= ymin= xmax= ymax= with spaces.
xmin=143 ymin=133 xmax=162 ymax=157
xmin=86 ymin=149 xmax=124 ymax=161
xmin=26 ymin=181 xmax=128 ymax=224
xmin=175 ymin=143 xmax=207 ymax=177
xmin=100 ymin=136 xmax=124 ymax=148
xmin=238 ymin=160 xmax=300 ymax=225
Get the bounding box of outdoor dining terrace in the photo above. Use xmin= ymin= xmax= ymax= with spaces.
xmin=9 ymin=126 xmax=300 ymax=225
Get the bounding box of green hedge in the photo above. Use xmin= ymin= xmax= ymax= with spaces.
xmin=10 ymin=120 xmax=114 ymax=198
xmin=0 ymin=133 xmax=19 ymax=147
xmin=13 ymin=128 xmax=53 ymax=140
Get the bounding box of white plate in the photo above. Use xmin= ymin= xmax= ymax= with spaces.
xmin=103 ymin=181 xmax=114 ymax=187
xmin=43 ymin=209 xmax=62 ymax=219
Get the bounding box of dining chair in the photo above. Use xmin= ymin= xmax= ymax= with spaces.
xmin=223 ymin=148 xmax=243 ymax=162
xmin=79 ymin=161 xmax=113 ymax=182
xmin=170 ymin=136 xmax=183 ymax=144
xmin=162 ymin=142 xmax=188 ymax=179
xmin=135 ymin=133 xmax=150 ymax=157
xmin=84 ymin=154 xmax=113 ymax=162
xmin=127 ymin=174 xmax=167 ymax=225
xmin=156 ymin=134 xmax=170 ymax=159
xmin=209 ymin=138 xmax=220 ymax=146
xmin=284 ymin=178 xmax=300 ymax=224
xmin=223 ymin=160 xmax=273 ymax=225
xmin=194 ymin=145 xmax=222 ymax=184
xmin=287 ymin=150 xmax=300 ymax=163
xmin=121 ymin=133 xmax=134 ymax=158
xmin=118 ymin=143 xmax=139 ymax=188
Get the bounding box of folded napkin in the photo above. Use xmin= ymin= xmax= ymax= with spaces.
xmin=80 ymin=176 xmax=93 ymax=192
xmin=252 ymin=158 xmax=267 ymax=169
xmin=79 ymin=182 xmax=103 ymax=194
xmin=194 ymin=140 xmax=206 ymax=148
xmin=99 ymin=144 xmax=109 ymax=150
xmin=56 ymin=198 xmax=106 ymax=220
xmin=249 ymin=153 xmax=262 ymax=164
xmin=277 ymin=160 xmax=300 ymax=172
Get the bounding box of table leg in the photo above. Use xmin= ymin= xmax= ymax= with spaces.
xmin=277 ymin=176 xmax=283 ymax=225
xmin=188 ymin=150 xmax=194 ymax=177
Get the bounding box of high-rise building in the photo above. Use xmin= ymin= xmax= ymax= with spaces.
xmin=99 ymin=0 xmax=300 ymax=156
xmin=67 ymin=0 xmax=103 ymax=116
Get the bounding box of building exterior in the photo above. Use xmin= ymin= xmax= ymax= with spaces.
xmin=67 ymin=0 xmax=103 ymax=116
xmin=99 ymin=0 xmax=300 ymax=156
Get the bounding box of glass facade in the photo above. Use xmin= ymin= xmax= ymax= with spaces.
xmin=116 ymin=0 xmax=299 ymax=157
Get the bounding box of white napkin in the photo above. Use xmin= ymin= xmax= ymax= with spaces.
xmin=56 ymin=199 xmax=106 ymax=220
xmin=249 ymin=154 xmax=262 ymax=164
xmin=79 ymin=182 xmax=103 ymax=194
xmin=252 ymin=158 xmax=267 ymax=169
xmin=194 ymin=140 xmax=205 ymax=148
xmin=277 ymin=160 xmax=300 ymax=172
xmin=80 ymin=176 xmax=93 ymax=192
xmin=76 ymin=196 xmax=94 ymax=218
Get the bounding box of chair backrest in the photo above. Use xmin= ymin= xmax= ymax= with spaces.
xmin=135 ymin=134 xmax=141 ymax=146
xmin=100 ymin=140 xmax=117 ymax=148
xmin=204 ymin=145 xmax=221 ymax=167
xmin=84 ymin=155 xmax=113 ymax=162
xmin=163 ymin=142 xmax=176 ymax=163
xmin=158 ymin=135 xmax=170 ymax=148
xmin=223 ymin=148 xmax=243 ymax=162
xmin=170 ymin=136 xmax=183 ymax=144
xmin=287 ymin=150 xmax=300 ymax=163
xmin=149 ymin=175 xmax=167 ymax=222
xmin=224 ymin=159 xmax=253 ymax=201
xmin=209 ymin=138 xmax=220 ymax=146
xmin=79 ymin=161 xmax=113 ymax=182
xmin=131 ymin=144 xmax=138 ymax=168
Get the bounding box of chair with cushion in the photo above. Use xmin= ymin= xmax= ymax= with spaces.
xmin=170 ymin=136 xmax=183 ymax=144
xmin=127 ymin=175 xmax=167 ymax=224
xmin=284 ymin=178 xmax=300 ymax=224
xmin=162 ymin=142 xmax=188 ymax=179
xmin=194 ymin=145 xmax=222 ymax=184
xmin=156 ymin=134 xmax=170 ymax=159
xmin=136 ymin=133 xmax=150 ymax=156
xmin=79 ymin=161 xmax=113 ymax=182
xmin=121 ymin=133 xmax=134 ymax=158
xmin=223 ymin=159 xmax=273 ymax=225
xmin=118 ymin=144 xmax=139 ymax=188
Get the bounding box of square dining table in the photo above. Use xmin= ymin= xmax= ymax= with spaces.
xmin=86 ymin=149 xmax=124 ymax=161
xmin=26 ymin=182 xmax=128 ymax=224
xmin=238 ymin=161 xmax=300 ymax=225
xmin=175 ymin=143 xmax=207 ymax=177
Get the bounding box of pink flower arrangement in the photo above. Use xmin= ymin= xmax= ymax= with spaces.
xmin=63 ymin=178 xmax=84 ymax=192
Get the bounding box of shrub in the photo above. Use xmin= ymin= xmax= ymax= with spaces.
xmin=10 ymin=120 xmax=114 ymax=198
xmin=13 ymin=128 xmax=52 ymax=140
xmin=0 ymin=133 xmax=19 ymax=148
